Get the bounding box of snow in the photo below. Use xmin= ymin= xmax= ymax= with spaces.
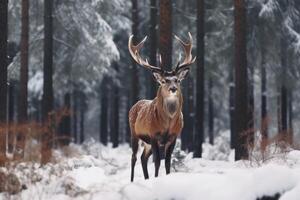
xmin=2 ymin=135 xmax=300 ymax=200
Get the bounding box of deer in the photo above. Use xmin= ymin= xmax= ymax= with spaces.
xmin=128 ymin=33 xmax=196 ymax=182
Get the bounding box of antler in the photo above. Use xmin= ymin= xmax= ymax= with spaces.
xmin=174 ymin=32 xmax=196 ymax=73
xmin=128 ymin=35 xmax=163 ymax=73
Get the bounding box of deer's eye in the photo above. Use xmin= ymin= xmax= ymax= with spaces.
xmin=165 ymin=79 xmax=171 ymax=83
xmin=174 ymin=78 xmax=178 ymax=83
xmin=161 ymin=80 xmax=166 ymax=84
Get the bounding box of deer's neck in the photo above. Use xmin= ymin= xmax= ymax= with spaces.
xmin=155 ymin=87 xmax=183 ymax=121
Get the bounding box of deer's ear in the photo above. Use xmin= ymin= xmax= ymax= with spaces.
xmin=177 ymin=69 xmax=189 ymax=81
xmin=152 ymin=72 xmax=164 ymax=85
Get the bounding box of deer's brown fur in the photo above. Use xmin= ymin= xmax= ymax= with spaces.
xmin=129 ymin=86 xmax=183 ymax=142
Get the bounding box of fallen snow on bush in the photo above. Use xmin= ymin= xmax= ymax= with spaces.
xmin=1 ymin=134 xmax=300 ymax=200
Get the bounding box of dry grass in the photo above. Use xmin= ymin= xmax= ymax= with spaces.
xmin=246 ymin=118 xmax=293 ymax=166
xmin=0 ymin=108 xmax=72 ymax=166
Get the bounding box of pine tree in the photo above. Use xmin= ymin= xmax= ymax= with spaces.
xmin=60 ymin=93 xmax=71 ymax=145
xmin=16 ymin=0 xmax=29 ymax=160
xmin=229 ymin=65 xmax=235 ymax=149
xmin=194 ymin=0 xmax=205 ymax=158
xmin=279 ymin=35 xmax=287 ymax=135
xmin=79 ymin=92 xmax=86 ymax=144
xmin=0 ymin=0 xmax=8 ymax=166
xmin=110 ymin=67 xmax=120 ymax=148
xmin=148 ymin=0 xmax=158 ymax=98
xmin=234 ymin=0 xmax=249 ymax=160
xmin=8 ymin=82 xmax=15 ymax=153
xmin=208 ymin=76 xmax=214 ymax=145
xmin=72 ymin=90 xmax=78 ymax=143
xmin=100 ymin=77 xmax=109 ymax=145
xmin=260 ymin=20 xmax=268 ymax=143
xmin=130 ymin=0 xmax=139 ymax=105
xmin=41 ymin=0 xmax=54 ymax=165
xmin=288 ymin=90 xmax=293 ymax=143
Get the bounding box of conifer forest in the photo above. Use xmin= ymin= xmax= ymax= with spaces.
xmin=1 ymin=0 xmax=300 ymax=199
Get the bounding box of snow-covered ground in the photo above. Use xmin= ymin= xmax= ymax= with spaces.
xmin=1 ymin=132 xmax=300 ymax=200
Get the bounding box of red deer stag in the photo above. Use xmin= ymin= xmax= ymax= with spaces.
xmin=128 ymin=33 xmax=196 ymax=182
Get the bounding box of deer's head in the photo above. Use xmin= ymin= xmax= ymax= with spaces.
xmin=128 ymin=33 xmax=196 ymax=117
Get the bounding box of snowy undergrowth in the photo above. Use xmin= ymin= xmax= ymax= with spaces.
xmin=1 ymin=134 xmax=300 ymax=200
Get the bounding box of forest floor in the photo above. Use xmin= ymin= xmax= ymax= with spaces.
xmin=1 ymin=132 xmax=300 ymax=200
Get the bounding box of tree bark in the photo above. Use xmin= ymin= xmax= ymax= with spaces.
xmin=288 ymin=90 xmax=293 ymax=144
xmin=79 ymin=92 xmax=86 ymax=144
xmin=181 ymin=77 xmax=194 ymax=151
xmin=16 ymin=0 xmax=30 ymax=160
xmin=128 ymin=0 xmax=139 ymax=147
xmin=72 ymin=90 xmax=78 ymax=144
xmin=41 ymin=0 xmax=54 ymax=165
xmin=234 ymin=0 xmax=249 ymax=160
xmin=229 ymin=66 xmax=235 ymax=149
xmin=130 ymin=0 xmax=139 ymax=105
xmin=181 ymin=84 xmax=188 ymax=151
xmin=248 ymin=63 xmax=255 ymax=147
xmin=279 ymin=36 xmax=287 ymax=135
xmin=148 ymin=0 xmax=158 ymax=98
xmin=0 ymin=0 xmax=8 ymax=166
xmin=260 ymin=22 xmax=268 ymax=146
xmin=208 ymin=76 xmax=214 ymax=145
xmin=8 ymin=82 xmax=15 ymax=153
xmin=187 ymin=77 xmax=194 ymax=151
xmin=100 ymin=77 xmax=108 ymax=145
xmin=60 ymin=93 xmax=71 ymax=146
xmin=159 ymin=0 xmax=172 ymax=71
xmin=194 ymin=0 xmax=205 ymax=158
xmin=110 ymin=75 xmax=119 ymax=148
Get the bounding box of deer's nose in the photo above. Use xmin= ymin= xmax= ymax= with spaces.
xmin=169 ymin=87 xmax=177 ymax=93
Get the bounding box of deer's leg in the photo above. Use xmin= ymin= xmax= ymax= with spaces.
xmin=165 ymin=138 xmax=176 ymax=175
xmin=141 ymin=145 xmax=152 ymax=179
xmin=151 ymin=139 xmax=161 ymax=177
xmin=131 ymin=136 xmax=139 ymax=182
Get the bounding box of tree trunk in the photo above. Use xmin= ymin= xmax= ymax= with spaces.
xmin=279 ymin=36 xmax=287 ymax=135
xmin=60 ymin=93 xmax=71 ymax=146
xmin=79 ymin=92 xmax=85 ymax=144
xmin=113 ymin=84 xmax=119 ymax=148
xmin=234 ymin=0 xmax=248 ymax=160
xmin=260 ymin=23 xmax=268 ymax=148
xmin=181 ymin=96 xmax=188 ymax=150
xmin=41 ymin=0 xmax=54 ymax=165
xmin=248 ymin=63 xmax=255 ymax=147
xmin=15 ymin=0 xmax=30 ymax=160
xmin=113 ymin=64 xmax=120 ymax=148
xmin=148 ymin=0 xmax=158 ymax=98
xmin=277 ymin=91 xmax=281 ymax=133
xmin=8 ymin=82 xmax=15 ymax=154
xmin=130 ymin=0 xmax=139 ymax=105
xmin=187 ymin=77 xmax=194 ymax=151
xmin=72 ymin=90 xmax=78 ymax=143
xmin=229 ymin=66 xmax=235 ymax=149
xmin=194 ymin=0 xmax=205 ymax=158
xmin=181 ymin=78 xmax=190 ymax=151
xmin=110 ymin=76 xmax=119 ymax=148
xmin=0 ymin=0 xmax=8 ymax=166
xmin=288 ymin=90 xmax=293 ymax=144
xmin=159 ymin=0 xmax=172 ymax=71
xmin=125 ymin=95 xmax=131 ymax=144
xmin=128 ymin=0 xmax=139 ymax=147
xmin=100 ymin=77 xmax=108 ymax=145
xmin=208 ymin=76 xmax=214 ymax=145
